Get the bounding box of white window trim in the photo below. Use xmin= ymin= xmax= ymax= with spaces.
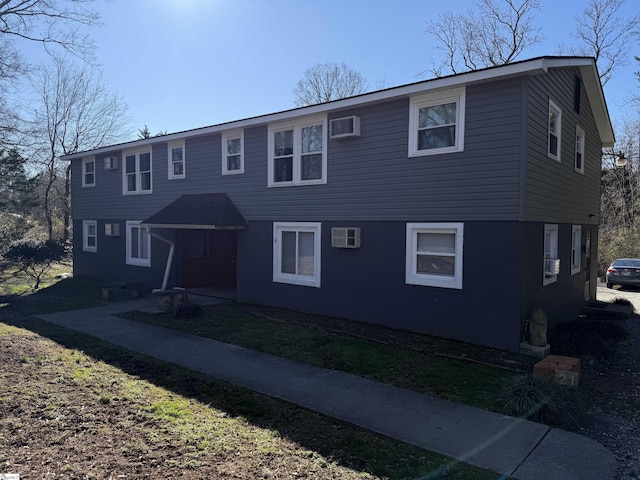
xmin=548 ymin=99 xmax=562 ymax=162
xmin=82 ymin=157 xmax=96 ymax=187
xmin=571 ymin=225 xmax=582 ymax=275
xmin=543 ymin=224 xmax=559 ymax=286
xmin=122 ymin=148 xmax=153 ymax=195
xmin=273 ymin=222 xmax=321 ymax=288
xmin=126 ymin=220 xmax=151 ymax=267
xmin=168 ymin=140 xmax=186 ymax=180
xmin=575 ymin=125 xmax=585 ymax=174
xmin=267 ymin=115 xmax=327 ymax=187
xmin=405 ymin=222 xmax=464 ymax=289
xmin=408 ymin=87 xmax=466 ymax=157
xmin=221 ymin=129 xmax=244 ymax=175
xmin=82 ymin=220 xmax=97 ymax=253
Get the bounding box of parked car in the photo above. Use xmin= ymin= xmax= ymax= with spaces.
xmin=606 ymin=258 xmax=640 ymax=289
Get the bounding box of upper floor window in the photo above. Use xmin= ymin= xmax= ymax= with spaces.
xmin=168 ymin=141 xmax=185 ymax=180
xmin=82 ymin=220 xmax=97 ymax=252
xmin=123 ymin=149 xmax=152 ymax=194
xmin=548 ymin=100 xmax=562 ymax=161
xmin=268 ymin=116 xmax=327 ymax=187
xmin=82 ymin=158 xmax=95 ymax=187
xmin=126 ymin=220 xmax=151 ymax=267
xmin=543 ymin=224 xmax=559 ymax=285
xmin=406 ymin=223 xmax=464 ymax=289
xmin=409 ymin=88 xmax=466 ymax=157
xmin=575 ymin=126 xmax=585 ymax=174
xmin=222 ymin=130 xmax=244 ymax=175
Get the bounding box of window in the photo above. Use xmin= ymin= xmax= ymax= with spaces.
xmin=548 ymin=100 xmax=562 ymax=161
xmin=409 ymin=88 xmax=466 ymax=157
xmin=543 ymin=224 xmax=559 ymax=285
xmin=406 ymin=223 xmax=464 ymax=289
xmin=123 ymin=149 xmax=152 ymax=194
xmin=273 ymin=222 xmax=321 ymax=287
xmin=575 ymin=126 xmax=585 ymax=173
xmin=82 ymin=158 xmax=95 ymax=187
xmin=126 ymin=221 xmax=151 ymax=267
xmin=222 ymin=130 xmax=244 ymax=175
xmin=168 ymin=141 xmax=185 ymax=179
xmin=83 ymin=220 xmax=97 ymax=252
xmin=571 ymin=225 xmax=582 ymax=275
xmin=268 ymin=116 xmax=327 ymax=186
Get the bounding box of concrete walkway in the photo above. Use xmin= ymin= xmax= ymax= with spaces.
xmin=36 ymin=296 xmax=617 ymax=480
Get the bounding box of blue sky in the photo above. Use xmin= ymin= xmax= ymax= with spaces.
xmin=36 ymin=0 xmax=640 ymax=138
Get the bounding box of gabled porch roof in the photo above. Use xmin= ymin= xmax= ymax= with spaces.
xmin=141 ymin=193 xmax=247 ymax=230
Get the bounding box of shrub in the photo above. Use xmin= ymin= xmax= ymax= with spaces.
xmin=174 ymin=303 xmax=202 ymax=319
xmin=550 ymin=321 xmax=628 ymax=359
xmin=495 ymin=375 xmax=583 ymax=431
xmin=4 ymin=238 xmax=66 ymax=289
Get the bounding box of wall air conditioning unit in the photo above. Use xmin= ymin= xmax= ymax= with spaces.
xmin=329 ymin=116 xmax=360 ymax=139
xmin=104 ymin=156 xmax=119 ymax=170
xmin=544 ymin=258 xmax=560 ymax=276
xmin=331 ymin=227 xmax=361 ymax=248
xmin=105 ymin=223 xmax=120 ymax=237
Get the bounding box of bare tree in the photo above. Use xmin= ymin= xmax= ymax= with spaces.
xmin=293 ymin=63 xmax=368 ymax=106
xmin=28 ymin=55 xmax=130 ymax=241
xmin=424 ymin=0 xmax=543 ymax=76
xmin=559 ymin=0 xmax=640 ymax=86
xmin=0 ymin=0 xmax=99 ymax=147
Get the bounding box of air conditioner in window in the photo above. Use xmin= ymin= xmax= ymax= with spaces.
xmin=104 ymin=156 xmax=119 ymax=170
xmin=105 ymin=223 xmax=120 ymax=237
xmin=329 ymin=116 xmax=360 ymax=139
xmin=544 ymin=258 xmax=560 ymax=276
xmin=331 ymin=227 xmax=361 ymax=248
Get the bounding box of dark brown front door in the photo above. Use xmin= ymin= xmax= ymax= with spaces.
xmin=181 ymin=230 xmax=237 ymax=288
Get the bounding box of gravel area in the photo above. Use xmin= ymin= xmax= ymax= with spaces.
xmin=580 ymin=285 xmax=640 ymax=479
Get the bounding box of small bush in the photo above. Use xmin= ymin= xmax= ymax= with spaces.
xmin=174 ymin=303 xmax=202 ymax=319
xmin=495 ymin=375 xmax=583 ymax=431
xmin=4 ymin=238 xmax=66 ymax=289
xmin=550 ymin=321 xmax=628 ymax=359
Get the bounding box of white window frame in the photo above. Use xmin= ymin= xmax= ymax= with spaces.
xmin=548 ymin=99 xmax=562 ymax=162
xmin=575 ymin=125 xmax=585 ymax=174
xmin=126 ymin=220 xmax=151 ymax=267
xmin=543 ymin=224 xmax=559 ymax=285
xmin=571 ymin=225 xmax=582 ymax=275
xmin=267 ymin=115 xmax=327 ymax=187
xmin=222 ymin=129 xmax=244 ymax=175
xmin=405 ymin=222 xmax=464 ymax=289
xmin=273 ymin=222 xmax=321 ymax=287
xmin=123 ymin=148 xmax=153 ymax=195
xmin=82 ymin=220 xmax=97 ymax=252
xmin=82 ymin=157 xmax=96 ymax=187
xmin=168 ymin=141 xmax=186 ymax=180
xmin=408 ymin=87 xmax=466 ymax=157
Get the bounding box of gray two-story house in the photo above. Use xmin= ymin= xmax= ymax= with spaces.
xmin=64 ymin=56 xmax=614 ymax=351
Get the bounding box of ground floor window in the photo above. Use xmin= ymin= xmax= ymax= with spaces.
xmin=543 ymin=224 xmax=559 ymax=285
xmin=83 ymin=220 xmax=97 ymax=252
xmin=126 ymin=220 xmax=151 ymax=267
xmin=571 ymin=225 xmax=582 ymax=275
xmin=405 ymin=222 xmax=464 ymax=289
xmin=273 ymin=222 xmax=321 ymax=287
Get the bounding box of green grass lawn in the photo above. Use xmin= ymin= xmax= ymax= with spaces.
xmin=0 ymin=269 xmax=507 ymax=479
xmin=122 ymin=303 xmax=526 ymax=411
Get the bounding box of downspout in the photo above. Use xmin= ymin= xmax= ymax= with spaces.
xmin=148 ymin=230 xmax=175 ymax=292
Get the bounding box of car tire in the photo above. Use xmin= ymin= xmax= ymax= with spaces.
xmin=607 ymin=283 xmax=613 ymax=289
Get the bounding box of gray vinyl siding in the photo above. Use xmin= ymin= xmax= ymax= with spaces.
xmin=73 ymin=78 xmax=526 ymax=224
xmin=524 ymin=67 xmax=602 ymax=225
